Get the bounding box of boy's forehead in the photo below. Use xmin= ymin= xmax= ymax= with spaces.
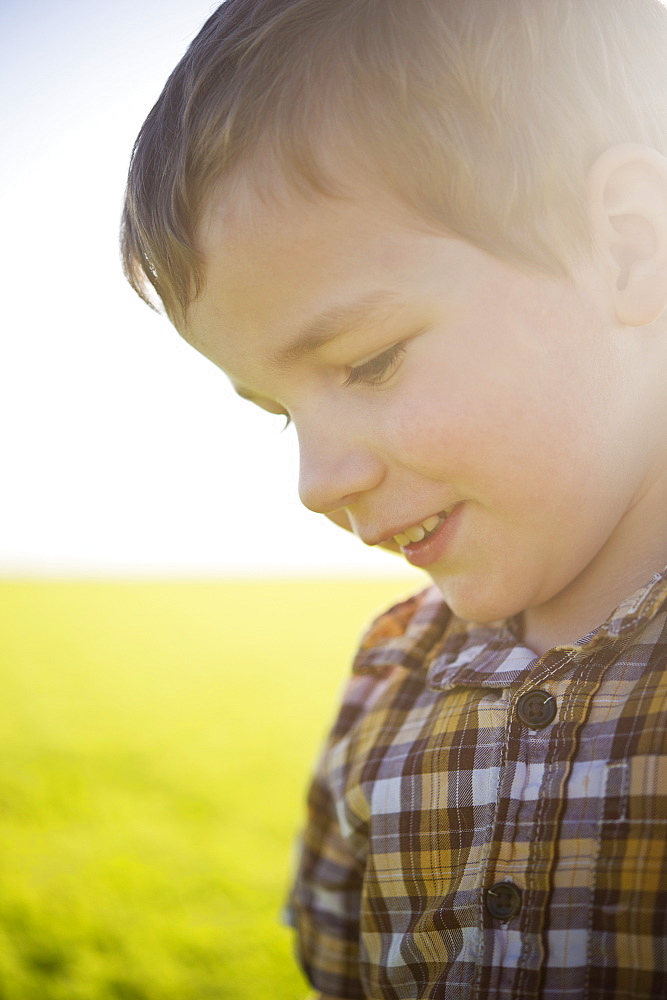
xmin=187 ymin=169 xmax=442 ymax=362
xmin=185 ymin=156 xmax=600 ymax=388
xmin=196 ymin=133 xmax=360 ymax=244
xmin=195 ymin=129 xmax=453 ymax=260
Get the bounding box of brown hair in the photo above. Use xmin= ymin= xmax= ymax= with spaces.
xmin=121 ymin=0 xmax=667 ymax=325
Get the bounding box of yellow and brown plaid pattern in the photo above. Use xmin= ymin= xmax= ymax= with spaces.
xmin=286 ymin=570 xmax=667 ymax=999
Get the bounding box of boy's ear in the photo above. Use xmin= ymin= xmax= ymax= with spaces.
xmin=588 ymin=144 xmax=667 ymax=326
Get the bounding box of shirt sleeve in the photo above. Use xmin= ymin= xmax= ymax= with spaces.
xmin=285 ymin=746 xmax=366 ymax=999
xmin=285 ymin=668 xmax=392 ymax=999
xmin=285 ymin=658 xmax=411 ymax=997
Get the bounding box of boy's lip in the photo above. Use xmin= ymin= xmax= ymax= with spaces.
xmin=364 ymin=501 xmax=460 ymax=547
xmin=399 ymin=502 xmax=464 ymax=568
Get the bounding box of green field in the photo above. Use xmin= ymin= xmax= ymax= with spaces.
xmin=0 ymin=578 xmax=418 ymax=1000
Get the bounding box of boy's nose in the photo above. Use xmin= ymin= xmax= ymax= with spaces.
xmin=296 ymin=422 xmax=385 ymax=515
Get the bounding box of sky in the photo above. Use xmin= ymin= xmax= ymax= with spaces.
xmin=0 ymin=0 xmax=422 ymax=583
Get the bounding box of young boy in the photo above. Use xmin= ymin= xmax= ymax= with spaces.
xmin=121 ymin=1 xmax=667 ymax=996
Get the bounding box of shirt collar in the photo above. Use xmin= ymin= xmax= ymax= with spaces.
xmin=353 ymin=566 xmax=667 ymax=690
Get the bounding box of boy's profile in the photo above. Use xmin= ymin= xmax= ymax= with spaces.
xmin=121 ymin=1 xmax=667 ymax=997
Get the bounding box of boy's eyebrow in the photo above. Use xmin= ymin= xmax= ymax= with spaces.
xmin=269 ymin=291 xmax=400 ymax=369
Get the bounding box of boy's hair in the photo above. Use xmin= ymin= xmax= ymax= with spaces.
xmin=121 ymin=0 xmax=667 ymax=325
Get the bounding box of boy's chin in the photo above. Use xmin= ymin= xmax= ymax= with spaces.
xmin=428 ymin=573 xmax=524 ymax=627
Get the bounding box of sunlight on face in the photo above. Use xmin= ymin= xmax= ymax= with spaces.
xmin=186 ymin=170 xmax=653 ymax=627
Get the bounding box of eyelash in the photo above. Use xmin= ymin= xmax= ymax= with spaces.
xmin=270 ymin=340 xmax=407 ymax=427
xmin=343 ymin=343 xmax=407 ymax=388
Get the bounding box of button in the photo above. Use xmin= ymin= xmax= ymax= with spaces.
xmin=485 ymin=881 xmax=522 ymax=921
xmin=516 ymin=689 xmax=557 ymax=728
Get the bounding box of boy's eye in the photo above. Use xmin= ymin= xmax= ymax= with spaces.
xmin=343 ymin=343 xmax=406 ymax=388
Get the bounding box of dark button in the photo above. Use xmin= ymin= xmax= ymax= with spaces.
xmin=485 ymin=881 xmax=522 ymax=921
xmin=516 ymin=689 xmax=557 ymax=729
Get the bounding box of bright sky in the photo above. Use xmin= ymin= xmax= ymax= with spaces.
xmin=0 ymin=0 xmax=422 ymax=582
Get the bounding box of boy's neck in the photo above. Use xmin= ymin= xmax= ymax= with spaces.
xmin=519 ymin=567 xmax=651 ymax=657
xmin=520 ymin=479 xmax=667 ymax=657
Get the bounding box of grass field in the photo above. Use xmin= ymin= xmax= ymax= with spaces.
xmin=0 ymin=577 xmax=418 ymax=1000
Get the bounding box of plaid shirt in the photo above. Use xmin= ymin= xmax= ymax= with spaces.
xmin=286 ymin=569 xmax=667 ymax=999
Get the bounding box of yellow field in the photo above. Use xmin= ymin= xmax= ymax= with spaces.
xmin=0 ymin=578 xmax=418 ymax=999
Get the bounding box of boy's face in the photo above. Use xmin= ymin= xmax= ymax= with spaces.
xmin=185 ymin=172 xmax=653 ymax=627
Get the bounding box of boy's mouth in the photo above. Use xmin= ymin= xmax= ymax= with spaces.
xmin=393 ymin=506 xmax=456 ymax=547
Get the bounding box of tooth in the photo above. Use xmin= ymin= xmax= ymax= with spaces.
xmin=422 ymin=515 xmax=441 ymax=532
xmin=394 ymin=532 xmax=411 ymax=546
xmin=405 ymin=525 xmax=426 ymax=542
